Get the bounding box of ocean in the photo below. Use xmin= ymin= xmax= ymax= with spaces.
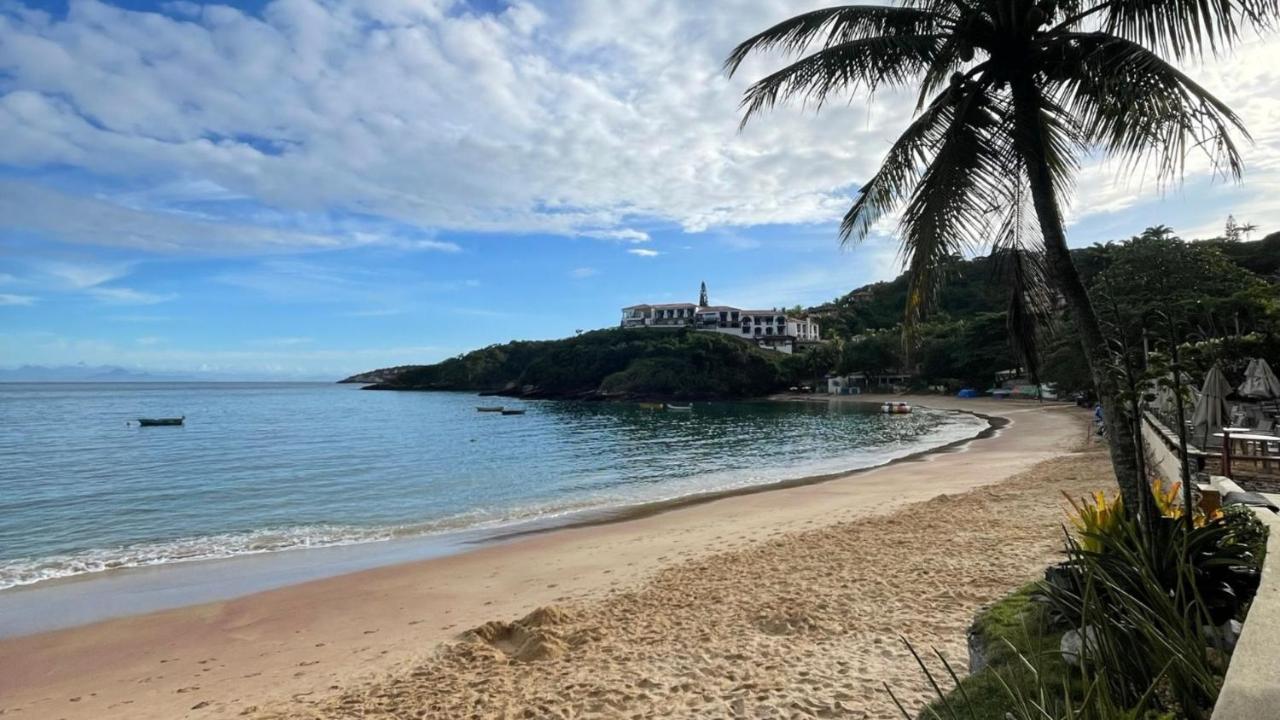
xmin=0 ymin=383 xmax=988 ymax=592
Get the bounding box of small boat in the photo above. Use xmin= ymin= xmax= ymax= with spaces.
xmin=664 ymin=403 xmax=693 ymax=412
xmin=137 ymin=416 xmax=184 ymax=426
xmin=501 ymin=408 xmax=526 ymax=415
xmin=880 ymin=402 xmax=912 ymax=415
xmin=476 ymin=406 xmax=504 ymax=412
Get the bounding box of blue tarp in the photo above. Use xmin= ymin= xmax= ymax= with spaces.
xmin=957 ymin=388 xmax=978 ymax=398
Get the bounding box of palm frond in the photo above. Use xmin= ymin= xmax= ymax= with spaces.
xmin=1047 ymin=32 xmax=1248 ymax=183
xmin=839 ymin=86 xmax=955 ymax=245
xmin=1097 ymin=0 xmax=1280 ymax=59
xmin=736 ymin=34 xmax=946 ymax=128
xmin=724 ymin=5 xmax=952 ymax=77
xmin=897 ymin=79 xmax=1006 ymax=325
xmin=989 ymin=155 xmax=1053 ymax=383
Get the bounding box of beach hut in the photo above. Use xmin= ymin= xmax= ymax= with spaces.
xmin=1239 ymin=358 xmax=1280 ymax=399
xmin=1191 ymin=364 xmax=1232 ymax=448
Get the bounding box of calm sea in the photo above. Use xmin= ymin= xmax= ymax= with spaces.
xmin=0 ymin=383 xmax=987 ymax=591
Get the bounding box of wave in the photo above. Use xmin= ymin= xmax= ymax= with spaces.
xmin=0 ymin=408 xmax=990 ymax=592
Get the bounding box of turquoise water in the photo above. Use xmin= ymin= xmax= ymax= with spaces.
xmin=0 ymin=383 xmax=987 ymax=591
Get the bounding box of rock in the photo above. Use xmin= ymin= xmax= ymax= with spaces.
xmin=1060 ymin=626 xmax=1100 ymax=666
xmin=1204 ymin=619 xmax=1244 ymax=653
xmin=967 ymin=622 xmax=987 ymax=674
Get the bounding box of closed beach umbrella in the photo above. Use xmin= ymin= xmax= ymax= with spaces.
xmin=1153 ymin=371 xmax=1193 ymax=412
xmin=1239 ymin=358 xmax=1280 ymax=399
xmin=1191 ymin=364 xmax=1232 ymax=446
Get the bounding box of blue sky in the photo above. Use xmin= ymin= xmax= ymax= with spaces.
xmin=2 ymin=0 xmax=1278 ymax=379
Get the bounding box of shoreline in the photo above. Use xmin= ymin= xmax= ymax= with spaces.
xmin=0 ymin=395 xmax=1090 ymax=720
xmin=0 ymin=398 xmax=991 ymax=634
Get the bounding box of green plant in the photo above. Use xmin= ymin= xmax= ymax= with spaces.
xmin=1220 ymin=504 xmax=1269 ymax=567
xmin=727 ymin=0 xmax=1280 ymax=520
xmin=1064 ymin=490 xmax=1124 ymax=553
xmin=1150 ymin=480 xmax=1221 ymax=529
xmin=1040 ymin=516 xmax=1263 ymax=718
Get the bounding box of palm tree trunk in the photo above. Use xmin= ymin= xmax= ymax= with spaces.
xmin=1009 ymin=77 xmax=1149 ymax=518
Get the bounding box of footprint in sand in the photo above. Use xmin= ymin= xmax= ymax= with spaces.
xmin=176 ymin=686 xmax=200 ymax=694
xmin=298 ymin=661 xmax=320 ymax=667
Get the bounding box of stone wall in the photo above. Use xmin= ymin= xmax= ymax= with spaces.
xmin=1211 ymin=486 xmax=1280 ymax=719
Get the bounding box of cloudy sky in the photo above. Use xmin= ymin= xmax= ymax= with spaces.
xmin=1 ymin=0 xmax=1277 ymax=379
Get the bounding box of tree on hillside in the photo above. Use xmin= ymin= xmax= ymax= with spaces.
xmin=1091 ymin=227 xmax=1274 ymax=339
xmin=727 ymin=0 xmax=1276 ymax=517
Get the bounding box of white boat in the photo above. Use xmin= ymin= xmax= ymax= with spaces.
xmin=881 ymin=401 xmax=912 ymax=414
xmin=664 ymin=403 xmax=693 ymax=412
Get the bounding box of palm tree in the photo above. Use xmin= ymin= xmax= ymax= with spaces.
xmin=726 ymin=0 xmax=1275 ymax=515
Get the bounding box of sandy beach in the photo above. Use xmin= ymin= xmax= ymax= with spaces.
xmin=0 ymin=397 xmax=1102 ymax=719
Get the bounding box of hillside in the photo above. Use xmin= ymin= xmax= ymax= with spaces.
xmin=349 ymin=328 xmax=794 ymax=400
xmin=811 ymin=231 xmax=1280 ymax=338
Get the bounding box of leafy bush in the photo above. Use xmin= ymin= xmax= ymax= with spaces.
xmin=904 ymin=505 xmax=1267 ymax=719
xmin=1039 ymin=516 xmax=1263 ymax=717
xmin=1063 ymin=490 xmax=1124 ymax=554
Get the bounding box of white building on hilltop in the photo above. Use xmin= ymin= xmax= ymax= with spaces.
xmin=621 ymin=283 xmax=822 ymax=354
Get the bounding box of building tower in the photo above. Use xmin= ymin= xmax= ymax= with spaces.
xmin=698 ymin=281 xmax=708 ymax=307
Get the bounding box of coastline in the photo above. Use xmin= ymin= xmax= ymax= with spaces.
xmin=0 ymin=396 xmax=1091 ymax=720
xmin=0 ymin=397 xmax=988 ymax=631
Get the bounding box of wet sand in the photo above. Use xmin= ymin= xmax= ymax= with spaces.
xmin=0 ymin=396 xmax=1097 ymax=719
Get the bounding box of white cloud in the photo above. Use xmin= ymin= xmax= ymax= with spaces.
xmin=627 ymin=248 xmax=661 ymax=257
xmin=569 ymin=266 xmax=599 ymax=278
xmin=0 ymin=0 xmax=900 ymax=252
xmin=409 ymin=239 xmax=462 ymax=252
xmin=87 ymin=286 xmax=177 ymax=305
xmin=23 ymin=259 xmax=177 ymax=305
xmin=249 ymin=336 xmax=314 ymax=346
xmin=0 ymin=0 xmax=1275 ymax=256
xmin=0 ymin=293 xmax=38 ymax=306
xmin=580 ymin=229 xmax=650 ymax=243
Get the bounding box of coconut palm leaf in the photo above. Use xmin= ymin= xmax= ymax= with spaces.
xmin=724 ymin=5 xmax=954 ymax=76
xmin=736 ymin=35 xmax=947 ymax=126
xmin=728 ymin=0 xmax=1278 ymax=515
xmin=1095 ymin=0 xmax=1280 ymax=59
xmin=1046 ymin=33 xmax=1247 ymax=182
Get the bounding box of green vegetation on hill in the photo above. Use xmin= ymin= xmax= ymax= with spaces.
xmin=814 ymin=229 xmax=1280 ymax=394
xmin=346 ymin=228 xmax=1277 ymax=399
xmin=358 ymin=328 xmax=796 ymax=400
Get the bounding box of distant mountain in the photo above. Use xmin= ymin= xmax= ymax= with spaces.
xmin=0 ymin=365 xmax=193 ymax=382
xmin=0 ymin=365 xmax=339 ymax=382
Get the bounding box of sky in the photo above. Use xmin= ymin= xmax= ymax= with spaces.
xmin=1 ymin=0 xmax=1278 ymax=380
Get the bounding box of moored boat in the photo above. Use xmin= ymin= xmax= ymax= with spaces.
xmin=476 ymin=406 xmax=504 ymax=412
xmin=664 ymin=403 xmax=693 ymax=412
xmin=137 ymin=416 xmax=184 ymax=426
xmin=501 ymin=408 xmax=526 ymax=415
xmin=880 ymin=402 xmax=912 ymax=414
